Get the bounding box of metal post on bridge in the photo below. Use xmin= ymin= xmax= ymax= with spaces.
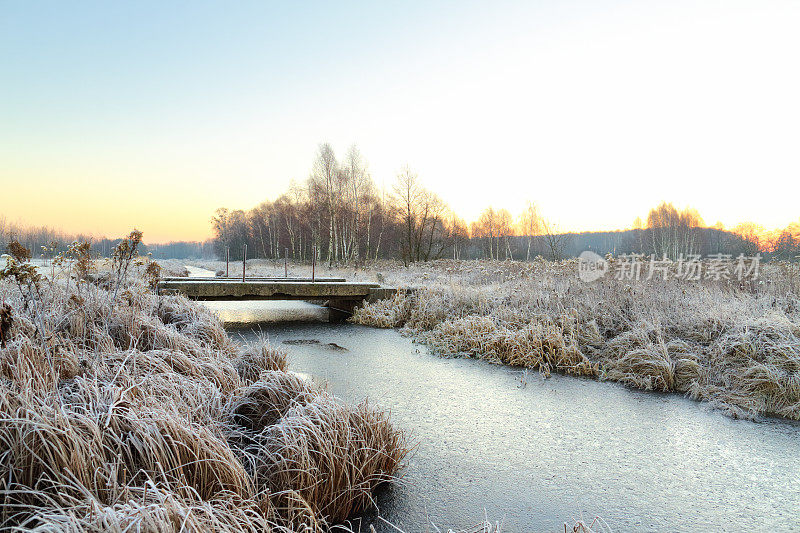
xmin=225 ymin=248 xmax=229 ymax=277
xmin=284 ymin=247 xmax=288 ymax=278
xmin=242 ymin=244 xmax=247 ymax=282
xmin=312 ymin=245 xmax=316 ymax=282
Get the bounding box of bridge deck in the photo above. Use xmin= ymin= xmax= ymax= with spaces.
xmin=157 ymin=279 xmax=386 ymax=301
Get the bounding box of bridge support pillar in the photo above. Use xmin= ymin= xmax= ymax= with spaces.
xmin=326 ymin=298 xmax=362 ymax=323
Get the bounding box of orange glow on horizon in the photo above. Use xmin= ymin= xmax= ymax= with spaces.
xmin=4 ymin=177 xmax=799 ymax=246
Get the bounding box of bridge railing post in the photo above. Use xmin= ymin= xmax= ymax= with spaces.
xmin=285 ymin=247 xmax=288 ymax=278
xmin=242 ymin=244 xmax=247 ymax=282
xmin=225 ymin=247 xmax=229 ymax=277
xmin=312 ymin=245 xmax=316 ymax=282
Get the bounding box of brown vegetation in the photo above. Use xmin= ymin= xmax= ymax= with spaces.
xmin=0 ymin=241 xmax=407 ymax=530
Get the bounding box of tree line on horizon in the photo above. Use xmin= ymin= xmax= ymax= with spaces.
xmin=0 ymin=216 xmax=215 ymax=262
xmin=211 ymin=143 xmax=564 ymax=264
xmin=209 ymin=143 xmax=800 ymax=264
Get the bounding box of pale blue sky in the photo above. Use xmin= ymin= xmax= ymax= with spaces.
xmin=2 ymin=1 xmax=799 ymax=241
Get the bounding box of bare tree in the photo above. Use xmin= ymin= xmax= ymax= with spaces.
xmin=474 ymin=207 xmax=498 ymax=259
xmin=519 ymin=202 xmax=541 ymax=261
xmin=496 ymin=208 xmax=514 ymax=260
xmin=420 ymin=191 xmax=448 ymax=261
xmin=393 ymin=166 xmax=420 ymax=264
xmin=310 ymin=143 xmax=339 ymax=265
xmin=646 ymin=202 xmax=705 ymax=259
xmin=771 ymin=221 xmax=800 ymax=261
xmin=448 ymin=213 xmax=469 ymax=259
xmin=732 ymin=222 xmax=764 ymax=256
xmin=540 ymin=218 xmax=570 ymax=260
xmin=343 ymin=145 xmax=370 ymax=265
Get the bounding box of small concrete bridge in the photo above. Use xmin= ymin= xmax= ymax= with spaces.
xmin=157 ymin=277 xmax=399 ymax=321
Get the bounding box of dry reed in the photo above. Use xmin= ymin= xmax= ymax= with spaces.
xmin=351 ymin=259 xmax=800 ymax=420
xmin=0 ymin=249 xmax=408 ymax=531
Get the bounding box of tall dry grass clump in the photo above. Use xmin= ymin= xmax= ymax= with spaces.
xmin=352 ymin=258 xmax=800 ymax=420
xmin=234 ymin=336 xmax=290 ymax=380
xmin=0 ymin=239 xmax=407 ymax=531
xmin=250 ymin=397 xmax=407 ymax=530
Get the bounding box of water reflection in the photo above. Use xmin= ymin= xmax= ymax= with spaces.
xmin=204 ymin=300 xmax=328 ymax=325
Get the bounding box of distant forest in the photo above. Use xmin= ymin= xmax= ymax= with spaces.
xmin=0 ymin=217 xmax=216 ymax=261
xmin=3 ymin=144 xmax=799 ymax=263
xmin=209 ymin=144 xmax=800 ymax=263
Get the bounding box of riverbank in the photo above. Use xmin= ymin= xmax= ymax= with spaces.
xmin=236 ymin=321 xmax=800 ymax=532
xmin=346 ymin=259 xmax=800 ymax=421
xmin=0 ymin=243 xmax=407 ymax=530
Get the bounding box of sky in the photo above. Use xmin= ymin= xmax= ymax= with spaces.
xmin=2 ymin=0 xmax=799 ymax=242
